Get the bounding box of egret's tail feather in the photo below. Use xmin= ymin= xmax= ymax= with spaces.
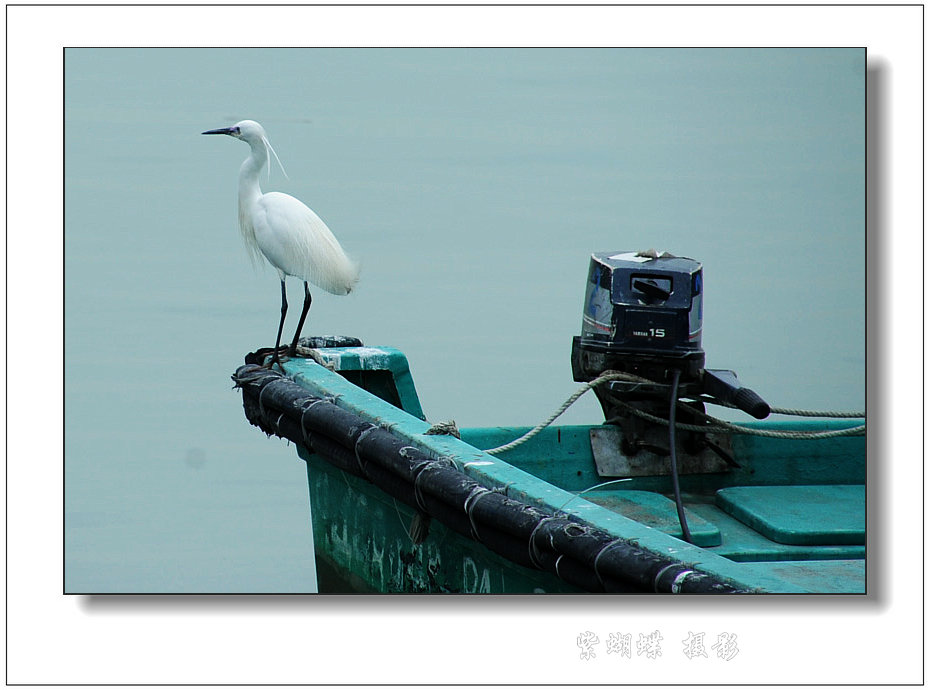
xmin=310 ymin=250 xmax=360 ymax=296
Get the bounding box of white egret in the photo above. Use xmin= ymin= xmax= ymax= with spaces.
xmin=203 ymin=120 xmax=359 ymax=369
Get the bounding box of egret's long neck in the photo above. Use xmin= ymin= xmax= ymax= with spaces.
xmin=238 ymin=140 xmax=267 ymax=208
xmin=237 ymin=140 xmax=268 ymax=266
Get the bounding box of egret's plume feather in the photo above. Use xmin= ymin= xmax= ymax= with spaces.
xmin=262 ymin=135 xmax=288 ymax=181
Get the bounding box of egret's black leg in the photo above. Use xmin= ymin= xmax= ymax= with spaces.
xmin=289 ymin=281 xmax=312 ymax=356
xmin=268 ymin=279 xmax=288 ymax=370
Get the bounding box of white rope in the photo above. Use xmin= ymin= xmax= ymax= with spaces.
xmin=483 ymin=372 xmax=642 ymax=454
xmin=483 ymin=371 xmax=865 ymax=454
xmin=770 ymin=406 xmax=865 ymax=418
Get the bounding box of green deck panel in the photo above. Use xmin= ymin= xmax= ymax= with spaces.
xmin=687 ymin=503 xmax=865 ymax=562
xmin=733 ymin=560 xmax=865 ymax=594
xmin=715 ymin=485 xmax=865 ymax=546
xmin=582 ymin=490 xmax=721 ymax=547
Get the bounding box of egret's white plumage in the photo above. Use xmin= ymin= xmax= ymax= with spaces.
xmin=204 ymin=119 xmax=359 ymax=367
xmin=250 ymin=192 xmax=358 ymax=295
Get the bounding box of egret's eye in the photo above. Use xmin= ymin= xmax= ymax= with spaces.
xmin=232 ymin=126 xmax=241 ymax=135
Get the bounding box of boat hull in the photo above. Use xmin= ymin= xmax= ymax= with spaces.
xmin=304 ymin=451 xmax=582 ymax=593
xmin=234 ymin=343 xmax=865 ymax=594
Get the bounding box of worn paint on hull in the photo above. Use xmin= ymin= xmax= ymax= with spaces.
xmin=303 ymin=450 xmax=581 ymax=593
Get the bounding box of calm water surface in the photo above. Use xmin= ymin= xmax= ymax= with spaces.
xmin=64 ymin=48 xmax=865 ymax=592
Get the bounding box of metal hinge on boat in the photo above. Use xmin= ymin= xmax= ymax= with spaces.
xmin=589 ymin=424 xmax=733 ymax=478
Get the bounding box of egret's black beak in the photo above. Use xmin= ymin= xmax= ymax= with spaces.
xmin=202 ymin=127 xmax=236 ymax=136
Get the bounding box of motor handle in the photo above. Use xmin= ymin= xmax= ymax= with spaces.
xmin=702 ymin=369 xmax=770 ymax=419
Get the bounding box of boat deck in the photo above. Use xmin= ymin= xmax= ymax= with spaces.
xmin=460 ymin=425 xmax=866 ymax=593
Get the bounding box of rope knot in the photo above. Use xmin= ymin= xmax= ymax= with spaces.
xmin=424 ymin=420 xmax=461 ymax=439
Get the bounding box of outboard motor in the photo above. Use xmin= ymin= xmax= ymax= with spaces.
xmin=570 ymin=251 xmax=770 ymax=543
xmin=571 ymin=250 xmax=706 ymax=387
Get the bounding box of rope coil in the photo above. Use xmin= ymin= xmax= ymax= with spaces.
xmin=527 ymin=516 xmax=565 ymax=570
xmin=592 ymin=538 xmax=625 ymax=591
xmin=299 ymin=397 xmax=329 ymax=448
xmin=256 ymin=377 xmax=278 ymax=418
xmin=670 ymin=569 xmax=697 ymax=594
xmin=652 ymin=563 xmax=682 ymax=593
xmin=352 ymin=425 xmax=379 ymax=476
xmin=463 ymin=486 xmax=494 ymax=542
xmin=412 ymin=457 xmax=453 ymax=513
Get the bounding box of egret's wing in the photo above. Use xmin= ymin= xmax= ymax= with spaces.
xmin=237 ymin=195 xmax=266 ymax=270
xmin=253 ymin=192 xmax=360 ymax=295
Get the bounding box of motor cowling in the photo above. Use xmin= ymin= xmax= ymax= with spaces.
xmin=571 ymin=251 xmax=706 ymax=387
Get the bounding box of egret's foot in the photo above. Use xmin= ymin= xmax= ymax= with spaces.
xmin=262 ymin=346 xmax=290 ymax=371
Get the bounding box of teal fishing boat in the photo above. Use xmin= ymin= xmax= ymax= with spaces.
xmin=233 ymin=253 xmax=865 ymax=594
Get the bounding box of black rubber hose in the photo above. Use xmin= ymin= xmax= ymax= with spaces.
xmin=668 ymin=369 xmax=694 ymax=544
